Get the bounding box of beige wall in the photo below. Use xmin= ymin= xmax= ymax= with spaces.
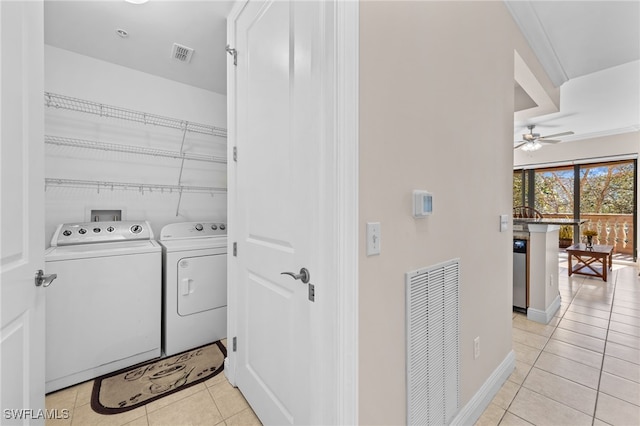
xmin=358 ymin=2 xmax=556 ymax=423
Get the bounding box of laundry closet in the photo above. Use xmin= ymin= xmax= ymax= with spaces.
xmin=43 ymin=3 xmax=229 ymax=393
xmin=44 ymin=46 xmax=227 ymax=237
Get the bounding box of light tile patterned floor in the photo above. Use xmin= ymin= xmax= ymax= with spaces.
xmin=45 ymin=262 xmax=640 ymax=425
xmin=45 ymin=340 xmax=261 ymax=426
xmin=477 ymin=263 xmax=640 ymax=426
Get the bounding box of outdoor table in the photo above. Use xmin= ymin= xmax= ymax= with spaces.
xmin=566 ymin=244 xmax=614 ymax=282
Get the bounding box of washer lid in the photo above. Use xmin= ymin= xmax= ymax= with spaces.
xmin=45 ymin=240 xmax=161 ymax=261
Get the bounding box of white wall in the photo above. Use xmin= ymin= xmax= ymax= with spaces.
xmin=514 ymin=131 xmax=639 ymax=168
xmin=358 ymin=2 xmax=557 ymax=424
xmin=44 ymin=46 xmax=226 ymax=245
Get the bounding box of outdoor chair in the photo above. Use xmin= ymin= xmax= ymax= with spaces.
xmin=513 ymin=206 xmax=543 ymax=219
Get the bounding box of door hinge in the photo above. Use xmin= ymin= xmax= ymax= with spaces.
xmin=226 ymin=45 xmax=237 ymax=66
xmin=233 ymin=242 xmax=237 ymax=257
xmin=232 ymin=336 xmax=237 ymax=352
xmin=233 ymin=146 xmax=238 ymax=162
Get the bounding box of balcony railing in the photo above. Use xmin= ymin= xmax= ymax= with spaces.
xmin=543 ymin=213 xmax=635 ymax=256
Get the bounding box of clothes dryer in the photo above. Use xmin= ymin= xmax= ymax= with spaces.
xmin=44 ymin=221 xmax=161 ymax=393
xmin=159 ymin=222 xmax=227 ymax=356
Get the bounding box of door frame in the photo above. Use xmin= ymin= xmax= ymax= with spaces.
xmin=225 ymin=0 xmax=359 ymax=424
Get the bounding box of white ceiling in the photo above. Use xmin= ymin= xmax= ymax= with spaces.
xmin=506 ymin=0 xmax=640 ymax=145
xmin=44 ymin=0 xmax=234 ymax=95
xmin=44 ymin=0 xmax=640 ymax=145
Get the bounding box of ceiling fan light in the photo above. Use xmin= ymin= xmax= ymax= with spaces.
xmin=521 ymin=141 xmax=542 ymax=152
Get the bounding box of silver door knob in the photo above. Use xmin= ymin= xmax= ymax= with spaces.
xmin=281 ymin=267 xmax=310 ymax=284
xmin=35 ymin=269 xmax=57 ymax=287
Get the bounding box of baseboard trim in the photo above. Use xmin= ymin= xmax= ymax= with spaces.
xmin=450 ymin=350 xmax=515 ymax=426
xmin=527 ymin=294 xmax=561 ymax=324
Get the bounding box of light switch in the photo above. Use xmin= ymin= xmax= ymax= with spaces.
xmin=500 ymin=214 xmax=509 ymax=232
xmin=366 ymin=222 xmax=381 ymax=256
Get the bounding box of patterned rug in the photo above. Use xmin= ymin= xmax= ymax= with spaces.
xmin=91 ymin=341 xmax=226 ymax=414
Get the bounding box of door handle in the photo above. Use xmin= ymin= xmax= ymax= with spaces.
xmin=35 ymin=269 xmax=57 ymax=287
xmin=281 ymin=267 xmax=311 ymax=284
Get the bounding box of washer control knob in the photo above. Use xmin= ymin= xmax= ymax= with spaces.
xmin=211 ymin=224 xmax=218 ymax=230
xmin=220 ymin=224 xmax=226 ymax=230
xmin=62 ymin=230 xmax=72 ymax=237
xmin=93 ymin=227 xmax=101 ymax=233
xmin=78 ymin=228 xmax=87 ymax=235
xmin=130 ymin=224 xmax=143 ymax=234
xmin=106 ymin=226 xmax=115 ymax=232
xmin=195 ymin=223 xmax=204 ymax=231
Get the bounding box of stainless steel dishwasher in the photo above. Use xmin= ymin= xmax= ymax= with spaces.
xmin=513 ymin=238 xmax=528 ymax=312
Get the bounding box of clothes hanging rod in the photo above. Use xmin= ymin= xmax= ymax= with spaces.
xmin=44 ymin=92 xmax=227 ymax=138
xmin=45 ymin=178 xmax=227 ymax=195
xmin=45 ymin=135 xmax=226 ymax=164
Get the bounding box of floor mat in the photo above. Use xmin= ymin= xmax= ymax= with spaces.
xmin=91 ymin=341 xmax=226 ymax=415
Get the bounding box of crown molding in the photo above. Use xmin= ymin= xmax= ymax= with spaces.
xmin=504 ymin=0 xmax=568 ymax=87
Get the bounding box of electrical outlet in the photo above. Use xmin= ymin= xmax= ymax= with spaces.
xmin=474 ymin=336 xmax=480 ymax=359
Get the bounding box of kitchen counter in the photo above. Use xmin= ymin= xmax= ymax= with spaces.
xmin=512 ymin=217 xmax=590 ymax=324
xmin=513 ymin=217 xmax=589 ymax=232
xmin=513 ymin=218 xmax=588 ymax=232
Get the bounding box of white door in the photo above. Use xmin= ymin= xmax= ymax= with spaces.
xmin=231 ymin=1 xmax=322 ymax=424
xmin=0 ymin=1 xmax=47 ymax=424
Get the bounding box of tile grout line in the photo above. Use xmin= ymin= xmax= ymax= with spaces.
xmin=590 ymin=267 xmax=617 ymax=426
xmin=498 ymin=275 xmax=584 ymax=425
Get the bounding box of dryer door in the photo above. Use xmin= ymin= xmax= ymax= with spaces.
xmin=177 ymin=254 xmax=227 ymax=316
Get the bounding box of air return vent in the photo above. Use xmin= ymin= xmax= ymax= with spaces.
xmin=171 ymin=43 xmax=194 ymax=63
xmin=406 ymin=259 xmax=460 ymax=425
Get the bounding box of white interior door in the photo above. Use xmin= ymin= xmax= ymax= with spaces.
xmin=231 ymin=0 xmax=321 ymax=424
xmin=0 ymin=1 xmax=47 ymax=424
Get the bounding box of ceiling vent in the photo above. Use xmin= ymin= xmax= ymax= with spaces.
xmin=171 ymin=43 xmax=194 ymax=63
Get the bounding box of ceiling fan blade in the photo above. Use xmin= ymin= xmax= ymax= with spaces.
xmin=539 ymin=139 xmax=561 ymax=144
xmin=540 ymin=131 xmax=574 ymax=139
xmin=514 ymin=142 xmax=526 ymax=149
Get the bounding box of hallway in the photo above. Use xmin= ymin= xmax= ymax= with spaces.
xmin=477 ymin=263 xmax=640 ymax=425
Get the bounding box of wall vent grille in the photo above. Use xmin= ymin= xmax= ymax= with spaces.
xmin=171 ymin=43 xmax=194 ymax=63
xmin=406 ymin=259 xmax=460 ymax=425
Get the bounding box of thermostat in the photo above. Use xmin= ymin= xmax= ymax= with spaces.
xmin=413 ymin=190 xmax=433 ymax=218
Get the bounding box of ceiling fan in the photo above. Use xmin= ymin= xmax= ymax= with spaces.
xmin=514 ymin=125 xmax=574 ymax=151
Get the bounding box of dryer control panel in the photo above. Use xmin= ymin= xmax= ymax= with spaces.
xmin=51 ymin=221 xmax=154 ymax=246
xmin=160 ymin=222 xmax=227 ymax=241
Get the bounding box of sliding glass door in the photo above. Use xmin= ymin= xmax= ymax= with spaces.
xmin=579 ymin=160 xmax=635 ymax=257
xmin=513 ymin=159 xmax=637 ymax=260
xmin=533 ymin=165 xmax=575 ymax=218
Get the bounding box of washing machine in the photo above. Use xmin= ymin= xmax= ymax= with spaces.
xmin=159 ymin=221 xmax=227 ymax=356
xmin=44 ymin=221 xmax=161 ymax=393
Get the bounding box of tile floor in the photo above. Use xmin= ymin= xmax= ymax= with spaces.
xmin=46 ymin=261 xmax=640 ymax=426
xmin=477 ymin=261 xmax=640 ymax=426
xmin=45 ymin=340 xmax=262 ymax=426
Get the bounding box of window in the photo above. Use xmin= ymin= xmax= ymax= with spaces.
xmin=513 ymin=159 xmax=637 ymax=260
xmin=533 ymin=165 xmax=574 ymax=216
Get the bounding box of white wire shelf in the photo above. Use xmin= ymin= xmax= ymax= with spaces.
xmin=45 ymin=135 xmax=227 ymax=164
xmin=45 ymin=178 xmax=227 ymax=195
xmin=44 ymin=92 xmax=227 ymax=138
